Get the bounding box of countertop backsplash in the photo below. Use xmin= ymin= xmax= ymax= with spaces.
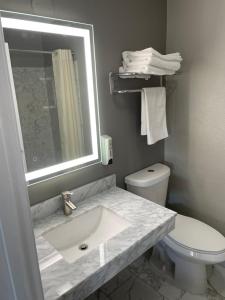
xmin=31 ymin=174 xmax=116 ymax=222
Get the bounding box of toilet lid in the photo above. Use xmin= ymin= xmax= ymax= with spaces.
xmin=168 ymin=214 xmax=225 ymax=253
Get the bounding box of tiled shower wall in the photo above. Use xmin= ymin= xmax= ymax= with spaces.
xmin=12 ymin=66 xmax=61 ymax=172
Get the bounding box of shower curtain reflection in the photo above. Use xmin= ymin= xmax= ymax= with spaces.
xmin=52 ymin=49 xmax=85 ymax=161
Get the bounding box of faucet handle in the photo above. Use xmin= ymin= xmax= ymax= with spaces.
xmin=65 ymin=200 xmax=76 ymax=210
xmin=61 ymin=191 xmax=76 ymax=216
xmin=61 ymin=191 xmax=73 ymax=200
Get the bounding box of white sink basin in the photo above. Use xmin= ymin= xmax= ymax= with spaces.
xmin=43 ymin=206 xmax=130 ymax=263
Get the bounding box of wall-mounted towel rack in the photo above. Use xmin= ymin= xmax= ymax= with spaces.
xmin=109 ymin=72 xmax=163 ymax=95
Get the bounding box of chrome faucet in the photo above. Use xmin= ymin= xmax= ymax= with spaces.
xmin=61 ymin=191 xmax=76 ymax=216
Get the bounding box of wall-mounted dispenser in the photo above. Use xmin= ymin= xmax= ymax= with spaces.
xmin=101 ymin=135 xmax=113 ymax=165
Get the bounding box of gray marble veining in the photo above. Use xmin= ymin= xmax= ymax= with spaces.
xmin=33 ymin=176 xmax=176 ymax=300
xmin=31 ymin=174 xmax=116 ymax=222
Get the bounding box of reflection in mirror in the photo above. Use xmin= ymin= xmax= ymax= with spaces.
xmin=1 ymin=14 xmax=100 ymax=183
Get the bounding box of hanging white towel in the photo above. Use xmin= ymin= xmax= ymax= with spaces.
xmin=141 ymin=87 xmax=168 ymax=145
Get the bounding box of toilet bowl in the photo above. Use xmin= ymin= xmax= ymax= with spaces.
xmin=125 ymin=163 xmax=225 ymax=294
xmin=163 ymin=214 xmax=225 ymax=294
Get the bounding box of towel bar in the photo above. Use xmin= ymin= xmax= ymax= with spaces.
xmin=109 ymin=72 xmax=163 ymax=95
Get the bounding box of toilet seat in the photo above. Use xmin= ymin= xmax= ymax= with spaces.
xmin=163 ymin=214 xmax=225 ymax=264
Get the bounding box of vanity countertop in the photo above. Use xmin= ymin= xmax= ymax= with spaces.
xmin=33 ymin=180 xmax=176 ymax=300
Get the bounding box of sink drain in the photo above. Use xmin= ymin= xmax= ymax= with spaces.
xmin=79 ymin=243 xmax=88 ymax=251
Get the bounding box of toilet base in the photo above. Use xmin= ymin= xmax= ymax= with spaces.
xmin=209 ymin=264 xmax=225 ymax=297
xmin=167 ymin=248 xmax=207 ymax=294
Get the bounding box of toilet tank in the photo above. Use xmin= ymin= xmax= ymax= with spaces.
xmin=125 ymin=163 xmax=170 ymax=206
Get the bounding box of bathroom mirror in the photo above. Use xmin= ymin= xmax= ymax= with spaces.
xmin=1 ymin=11 xmax=100 ymax=183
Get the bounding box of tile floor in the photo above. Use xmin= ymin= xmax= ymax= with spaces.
xmin=86 ymin=254 xmax=225 ymax=300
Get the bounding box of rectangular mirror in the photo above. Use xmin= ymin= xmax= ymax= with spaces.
xmin=1 ymin=11 xmax=100 ymax=183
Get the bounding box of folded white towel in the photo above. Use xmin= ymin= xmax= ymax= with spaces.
xmin=141 ymin=87 xmax=168 ymax=145
xmin=119 ymin=65 xmax=175 ymax=75
xmin=140 ymin=47 xmax=182 ymax=61
xmin=123 ymin=55 xmax=181 ymax=72
xmin=123 ymin=47 xmax=182 ymax=63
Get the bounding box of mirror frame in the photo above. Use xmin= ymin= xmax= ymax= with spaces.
xmin=0 ymin=11 xmax=101 ymax=183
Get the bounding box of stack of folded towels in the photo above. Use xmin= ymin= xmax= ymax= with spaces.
xmin=119 ymin=47 xmax=182 ymax=75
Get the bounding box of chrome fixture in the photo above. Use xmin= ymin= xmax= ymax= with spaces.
xmin=9 ymin=48 xmax=76 ymax=56
xmin=109 ymin=72 xmax=163 ymax=95
xmin=61 ymin=191 xmax=76 ymax=216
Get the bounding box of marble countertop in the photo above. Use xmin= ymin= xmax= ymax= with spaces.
xmin=33 ymin=178 xmax=176 ymax=300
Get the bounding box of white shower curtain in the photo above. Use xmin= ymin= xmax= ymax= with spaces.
xmin=52 ymin=49 xmax=84 ymax=161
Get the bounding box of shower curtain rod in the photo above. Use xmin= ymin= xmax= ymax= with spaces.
xmin=9 ymin=48 xmax=76 ymax=55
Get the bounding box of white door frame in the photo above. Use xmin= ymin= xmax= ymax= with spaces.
xmin=0 ymin=16 xmax=44 ymax=300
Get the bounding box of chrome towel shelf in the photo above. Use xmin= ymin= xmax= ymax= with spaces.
xmin=109 ymin=72 xmax=163 ymax=95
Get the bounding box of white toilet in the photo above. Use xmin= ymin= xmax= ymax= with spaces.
xmin=125 ymin=163 xmax=225 ymax=294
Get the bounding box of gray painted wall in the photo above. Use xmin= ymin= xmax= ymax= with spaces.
xmin=0 ymin=0 xmax=167 ymax=205
xmin=166 ymin=0 xmax=225 ymax=235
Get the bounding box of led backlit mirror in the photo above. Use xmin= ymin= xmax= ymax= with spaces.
xmin=1 ymin=11 xmax=100 ymax=183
